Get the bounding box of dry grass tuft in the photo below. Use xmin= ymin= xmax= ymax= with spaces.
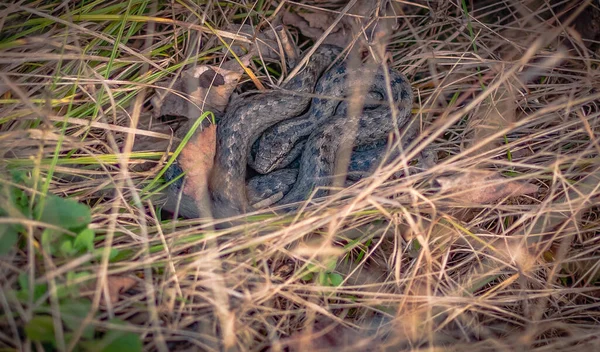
xmin=1 ymin=0 xmax=600 ymax=351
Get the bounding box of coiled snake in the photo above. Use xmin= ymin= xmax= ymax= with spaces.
xmin=167 ymin=45 xmax=421 ymax=219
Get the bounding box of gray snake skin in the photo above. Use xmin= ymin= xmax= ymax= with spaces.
xmin=206 ymin=45 xmax=415 ymax=218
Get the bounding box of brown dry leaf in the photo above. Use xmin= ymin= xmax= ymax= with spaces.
xmin=151 ymin=54 xmax=252 ymax=119
xmin=282 ymin=10 xmax=351 ymax=47
xmin=105 ymin=276 xmax=137 ymax=304
xmin=178 ymin=123 xmax=216 ymax=215
xmin=436 ymin=170 xmax=538 ymax=205
xmin=282 ymin=1 xmax=400 ymax=47
xmin=224 ymin=24 xmax=298 ymax=63
xmin=77 ymin=276 xmax=137 ymax=305
xmin=298 ymin=11 xmax=338 ymax=32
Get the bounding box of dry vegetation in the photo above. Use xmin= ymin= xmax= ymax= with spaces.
xmin=1 ymin=0 xmax=600 ymax=351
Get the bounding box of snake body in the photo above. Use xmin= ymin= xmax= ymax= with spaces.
xmin=206 ymin=45 xmax=414 ymax=218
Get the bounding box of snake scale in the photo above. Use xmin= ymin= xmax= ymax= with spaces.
xmin=166 ymin=44 xmax=418 ymax=219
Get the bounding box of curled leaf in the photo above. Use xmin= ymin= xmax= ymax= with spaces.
xmin=151 ymin=55 xmax=251 ymax=119
xmin=436 ymin=170 xmax=538 ymax=205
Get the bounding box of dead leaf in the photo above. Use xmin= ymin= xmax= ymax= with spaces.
xmin=105 ymin=276 xmax=137 ymax=304
xmin=282 ymin=10 xmax=351 ymax=47
xmin=282 ymin=1 xmax=400 ymax=48
xmin=177 ymin=123 xmax=216 ymax=216
xmin=299 ymin=11 xmax=337 ymax=32
xmin=436 ymin=170 xmax=538 ymax=205
xmin=77 ymin=275 xmax=137 ymax=305
xmin=224 ymin=24 xmax=297 ymax=64
xmin=151 ymin=54 xmax=252 ymax=119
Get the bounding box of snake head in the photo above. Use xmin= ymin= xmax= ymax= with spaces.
xmin=251 ymin=153 xmax=283 ymax=174
xmin=250 ymin=135 xmax=305 ymax=174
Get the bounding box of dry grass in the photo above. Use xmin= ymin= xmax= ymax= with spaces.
xmin=1 ymin=0 xmax=600 ymax=351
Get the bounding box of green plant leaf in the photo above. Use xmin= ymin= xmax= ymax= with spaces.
xmin=24 ymin=315 xmax=56 ymax=342
xmin=74 ymin=228 xmax=95 ymax=253
xmin=41 ymin=228 xmax=53 ymax=251
xmin=94 ymin=247 xmax=122 ymax=262
xmin=37 ymin=194 xmax=91 ymax=231
xmin=327 ymin=273 xmax=344 ymax=287
xmin=41 ymin=229 xmax=70 ymax=256
xmin=67 ymin=270 xmax=93 ymax=283
xmin=85 ymin=328 xmax=142 ymax=352
xmin=61 ymin=300 xmax=94 ymax=340
xmin=301 ymin=272 xmax=314 ymax=281
xmin=55 ymin=281 xmax=77 ymax=301
xmin=324 ymin=259 xmax=337 ymax=272
xmin=6 ymin=170 xmax=31 ymax=215
xmin=0 ymin=224 xmax=19 ymax=255
xmin=108 ymin=248 xmax=120 ymax=262
xmin=60 ymin=239 xmax=75 ymax=257
xmin=51 ymin=271 xmax=94 ymax=301
xmin=10 ymin=169 xmax=27 ymax=185
xmin=102 ymin=331 xmax=142 ymax=352
xmin=317 ymin=272 xmax=327 ymax=286
xmin=17 ymin=273 xmax=48 ymax=302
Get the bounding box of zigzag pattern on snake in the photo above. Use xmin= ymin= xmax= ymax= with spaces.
xmin=206 ymin=44 xmax=415 ymax=219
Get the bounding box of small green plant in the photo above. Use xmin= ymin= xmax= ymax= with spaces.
xmin=24 ymin=311 xmax=142 ymax=352
xmin=1 ymin=170 xmax=140 ymax=351
xmin=0 ymin=170 xmax=122 ymax=261
xmin=0 ymin=170 xmax=30 ymax=255
xmin=301 ymin=259 xmax=345 ymax=287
